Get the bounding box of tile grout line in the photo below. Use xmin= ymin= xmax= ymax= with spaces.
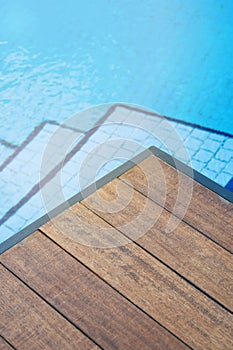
xmin=0 ymin=120 xmax=85 ymax=172
xmin=0 ymin=139 xmax=17 ymax=149
xmin=0 ymin=105 xmax=117 ymax=227
xmin=116 ymin=103 xmax=233 ymax=138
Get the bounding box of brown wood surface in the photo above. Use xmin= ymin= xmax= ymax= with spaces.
xmin=82 ymin=178 xmax=233 ymax=311
xmin=120 ymin=155 xmax=233 ymax=252
xmin=0 ymin=233 xmax=186 ymax=350
xmin=1 ymin=153 xmax=232 ymax=350
xmin=0 ymin=265 xmax=99 ymax=350
xmin=0 ymin=337 xmax=14 ymax=350
xmin=37 ymin=203 xmax=233 ymax=350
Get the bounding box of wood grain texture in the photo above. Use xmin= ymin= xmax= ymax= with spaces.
xmin=120 ymin=155 xmax=233 ymax=252
xmin=0 ymin=337 xmax=14 ymax=350
xmin=82 ymin=178 xmax=233 ymax=311
xmin=39 ymin=203 xmax=233 ymax=350
xmin=0 ymin=233 xmax=187 ymax=350
xmin=0 ymin=265 xmax=99 ymax=350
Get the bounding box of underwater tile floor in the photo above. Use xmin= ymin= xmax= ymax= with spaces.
xmin=0 ymin=104 xmax=232 ymax=247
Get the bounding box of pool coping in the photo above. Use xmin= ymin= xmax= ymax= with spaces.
xmin=1 ymin=145 xmax=232 ymax=254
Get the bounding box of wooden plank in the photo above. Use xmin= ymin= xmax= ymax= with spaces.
xmin=0 ymin=265 xmax=99 ymax=350
xmin=0 ymin=337 xmax=14 ymax=350
xmin=83 ymin=178 xmax=233 ymax=311
xmin=38 ymin=203 xmax=233 ymax=350
xmin=120 ymin=155 xmax=233 ymax=252
xmin=0 ymin=233 xmax=187 ymax=350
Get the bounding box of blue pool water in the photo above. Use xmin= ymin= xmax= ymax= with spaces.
xmin=0 ymin=0 xmax=233 ymax=147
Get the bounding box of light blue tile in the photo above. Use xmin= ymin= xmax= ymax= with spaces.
xmin=215 ymin=171 xmax=232 ymax=187
xmin=121 ymin=141 xmax=145 ymax=153
xmin=91 ymin=130 xmax=111 ymax=144
xmin=201 ymin=167 xmax=217 ymax=180
xmin=185 ymin=136 xmax=203 ymax=151
xmin=222 ymin=160 xmax=233 ymax=175
xmin=17 ymin=205 xmax=38 ymax=221
xmin=114 ymin=147 xmax=135 ymax=160
xmin=99 ymin=145 xmax=119 ymax=159
xmin=208 ymin=133 xmax=226 ymax=143
xmin=82 ymin=139 xmax=98 ymax=152
xmin=130 ymin=128 xmax=150 ymax=142
xmin=0 ymin=145 xmax=14 ymax=164
xmin=140 ymin=117 xmax=162 ymax=132
xmin=223 ymin=138 xmax=233 ymax=150
xmin=44 ymin=123 xmax=59 ymax=135
xmin=142 ymin=137 xmax=161 ymax=149
xmin=5 ymin=214 xmax=27 ymax=231
xmin=194 ymin=149 xmax=213 ymax=163
xmin=186 ymin=148 xmax=198 ymax=158
xmin=190 ymin=160 xmax=205 ymax=172
xmin=189 ymin=128 xmax=209 ymax=141
xmin=0 ymin=225 xmax=15 ymax=243
xmin=215 ymin=148 xmax=232 ymax=162
xmin=62 ymin=185 xmax=77 ymax=199
xmin=103 ymin=158 xmax=126 ymax=172
xmin=201 ymin=138 xmax=221 ymax=152
xmin=113 ymin=124 xmax=135 ymax=138
xmin=175 ymin=126 xmax=192 ymax=140
xmin=162 ymin=140 xmax=181 ymax=155
xmin=125 ymin=111 xmax=145 ymax=125
xmin=207 ymin=158 xmax=226 ymax=172
xmin=96 ymin=167 xmax=109 ymax=179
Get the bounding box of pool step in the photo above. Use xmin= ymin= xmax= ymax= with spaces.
xmin=0 ymin=104 xmax=232 ymax=248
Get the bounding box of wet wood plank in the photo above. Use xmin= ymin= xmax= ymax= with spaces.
xmin=0 ymin=233 xmax=187 ymax=350
xmin=120 ymin=155 xmax=233 ymax=252
xmin=0 ymin=265 xmax=99 ymax=350
xmin=38 ymin=203 xmax=233 ymax=350
xmin=1 ymin=152 xmax=232 ymax=350
xmin=82 ymin=178 xmax=233 ymax=311
xmin=0 ymin=337 xmax=14 ymax=350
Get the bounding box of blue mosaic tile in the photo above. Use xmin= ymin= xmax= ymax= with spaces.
xmin=193 ymin=149 xmax=213 ymax=163
xmin=207 ymin=158 xmax=226 ymax=172
xmin=114 ymin=124 xmax=136 ymax=138
xmin=208 ymin=133 xmax=227 ymax=143
xmin=190 ymin=160 xmax=205 ymax=172
xmin=175 ymin=126 xmax=192 ymax=140
xmin=223 ymin=160 xmax=233 ymax=175
xmin=201 ymin=168 xmax=218 ymax=180
xmin=215 ymin=172 xmax=233 ymax=187
xmin=215 ymin=148 xmax=232 ymax=162
xmin=0 ymin=225 xmax=15 ymax=243
xmin=189 ymin=128 xmax=209 ymax=140
xmin=223 ymin=138 xmax=233 ymax=150
xmin=185 ymin=137 xmax=203 ymax=151
xmin=5 ymin=215 xmax=27 ymax=232
xmin=0 ymin=145 xmax=14 ymax=165
xmin=201 ymin=138 xmax=222 ymax=153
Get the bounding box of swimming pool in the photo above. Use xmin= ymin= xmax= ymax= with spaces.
xmin=0 ymin=1 xmax=233 ymax=250
xmin=0 ymin=0 xmax=233 ymax=147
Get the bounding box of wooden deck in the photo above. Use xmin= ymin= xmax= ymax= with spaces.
xmin=1 ymin=150 xmax=232 ymax=349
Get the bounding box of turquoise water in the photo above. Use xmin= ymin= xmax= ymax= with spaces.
xmin=0 ymin=0 xmax=233 ymax=146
